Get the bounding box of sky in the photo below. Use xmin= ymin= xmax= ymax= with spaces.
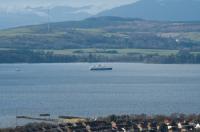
xmin=0 ymin=0 xmax=138 ymax=14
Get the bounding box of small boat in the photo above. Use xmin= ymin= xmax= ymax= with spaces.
xmin=16 ymin=68 xmax=21 ymax=72
xmin=90 ymin=64 xmax=112 ymax=71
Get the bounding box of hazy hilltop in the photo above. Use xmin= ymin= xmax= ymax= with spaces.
xmin=0 ymin=6 xmax=91 ymax=29
xmin=98 ymin=0 xmax=200 ymax=21
xmin=0 ymin=0 xmax=137 ymax=29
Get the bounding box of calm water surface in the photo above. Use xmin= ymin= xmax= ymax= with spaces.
xmin=0 ymin=63 xmax=200 ymax=127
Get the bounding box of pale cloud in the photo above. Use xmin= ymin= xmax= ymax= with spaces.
xmin=0 ymin=0 xmax=138 ymax=14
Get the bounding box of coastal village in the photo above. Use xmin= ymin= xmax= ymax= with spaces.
xmin=1 ymin=114 xmax=200 ymax=132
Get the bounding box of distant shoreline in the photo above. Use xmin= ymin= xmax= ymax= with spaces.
xmin=1 ymin=62 xmax=200 ymax=65
xmin=1 ymin=49 xmax=200 ymax=64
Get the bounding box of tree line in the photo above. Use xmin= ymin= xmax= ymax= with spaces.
xmin=0 ymin=49 xmax=200 ymax=64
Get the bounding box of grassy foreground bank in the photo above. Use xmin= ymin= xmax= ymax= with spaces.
xmin=1 ymin=114 xmax=200 ymax=132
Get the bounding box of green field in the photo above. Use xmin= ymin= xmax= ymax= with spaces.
xmin=2 ymin=48 xmax=200 ymax=56
xmin=0 ymin=48 xmax=15 ymax=51
xmin=44 ymin=48 xmax=179 ymax=56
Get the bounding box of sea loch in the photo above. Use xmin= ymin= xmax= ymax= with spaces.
xmin=0 ymin=63 xmax=200 ymax=127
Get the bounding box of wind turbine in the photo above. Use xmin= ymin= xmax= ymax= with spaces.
xmin=47 ymin=6 xmax=51 ymax=32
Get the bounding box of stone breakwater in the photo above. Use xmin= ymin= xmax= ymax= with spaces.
xmin=1 ymin=114 xmax=200 ymax=132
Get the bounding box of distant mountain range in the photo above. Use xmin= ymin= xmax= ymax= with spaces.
xmin=0 ymin=6 xmax=91 ymax=29
xmin=1 ymin=0 xmax=200 ymax=29
xmin=98 ymin=0 xmax=200 ymax=21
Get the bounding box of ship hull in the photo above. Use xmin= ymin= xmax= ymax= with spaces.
xmin=90 ymin=68 xmax=112 ymax=71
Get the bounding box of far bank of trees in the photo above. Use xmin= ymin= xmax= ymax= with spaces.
xmin=0 ymin=49 xmax=200 ymax=64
